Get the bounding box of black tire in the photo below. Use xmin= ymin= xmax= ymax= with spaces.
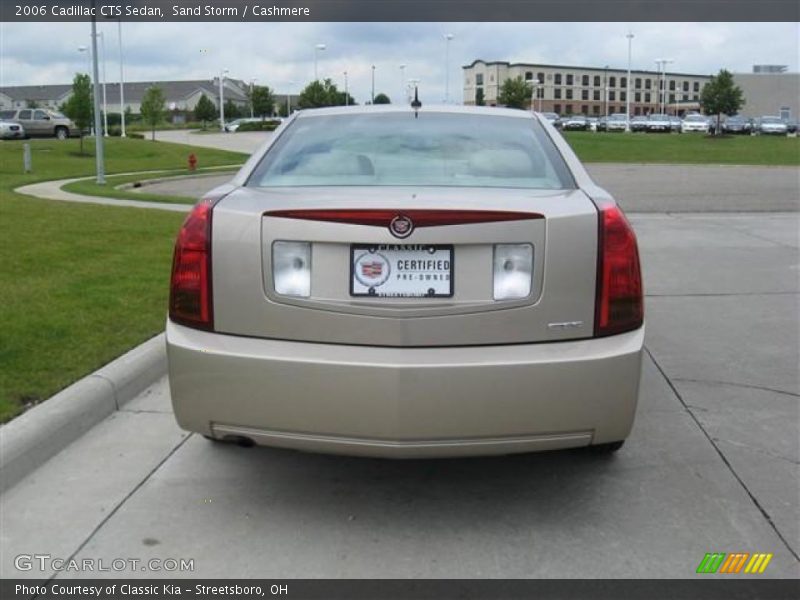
xmin=55 ymin=126 xmax=69 ymax=140
xmin=589 ymin=440 xmax=625 ymax=454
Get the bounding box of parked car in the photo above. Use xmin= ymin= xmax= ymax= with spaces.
xmin=785 ymin=119 xmax=798 ymax=134
xmin=586 ymin=117 xmax=599 ymax=132
xmin=166 ymin=105 xmax=644 ymax=458
xmin=0 ymin=120 xmax=25 ymax=140
xmin=561 ymin=115 xmax=590 ymax=131
xmin=630 ymin=115 xmax=649 ymax=132
xmin=755 ymin=116 xmax=789 ymax=135
xmin=596 ymin=116 xmax=608 ymax=132
xmin=681 ymin=114 xmax=710 ymax=133
xmin=646 ymin=113 xmax=672 ymax=133
xmin=721 ymin=116 xmax=751 ymax=135
xmin=541 ymin=112 xmax=559 ymax=126
xmin=605 ymin=113 xmax=628 ymax=132
xmin=0 ymin=108 xmax=76 ymax=139
xmin=224 ymin=117 xmax=262 ymax=132
xmin=669 ymin=116 xmax=682 ymax=132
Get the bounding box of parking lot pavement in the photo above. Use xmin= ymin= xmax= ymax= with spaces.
xmin=1 ymin=211 xmax=797 ymax=579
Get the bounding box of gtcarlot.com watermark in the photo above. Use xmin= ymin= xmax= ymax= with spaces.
xmin=14 ymin=553 xmax=195 ymax=573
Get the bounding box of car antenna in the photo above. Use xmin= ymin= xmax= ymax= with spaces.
xmin=411 ymin=86 xmax=422 ymax=118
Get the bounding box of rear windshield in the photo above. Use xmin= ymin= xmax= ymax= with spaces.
xmin=247 ymin=112 xmax=574 ymax=190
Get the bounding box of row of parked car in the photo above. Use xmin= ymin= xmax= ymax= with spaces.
xmin=541 ymin=112 xmax=797 ymax=135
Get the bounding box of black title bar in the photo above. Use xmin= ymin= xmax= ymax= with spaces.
xmin=1 ymin=0 xmax=799 ymax=22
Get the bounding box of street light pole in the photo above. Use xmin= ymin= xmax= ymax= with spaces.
xmin=399 ymin=64 xmax=406 ymax=103
xmin=97 ymin=31 xmax=108 ymax=136
xmin=117 ymin=19 xmax=126 ymax=137
xmin=286 ymin=81 xmax=294 ymax=115
xmin=626 ymin=32 xmax=633 ymax=131
xmin=371 ymin=65 xmax=375 ymax=104
xmin=314 ymin=43 xmax=326 ymax=80
xmin=343 ymin=71 xmax=349 ymax=106
xmin=90 ymin=9 xmax=105 ymax=184
xmin=78 ymin=45 xmax=93 ymax=135
xmin=444 ymin=33 xmax=454 ymax=103
xmin=218 ymin=68 xmax=228 ymax=132
xmin=249 ymin=78 xmax=256 ymax=118
xmin=603 ymin=65 xmax=609 ymax=117
xmin=662 ymin=59 xmax=673 ymax=114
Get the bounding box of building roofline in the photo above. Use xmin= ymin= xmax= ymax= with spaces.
xmin=462 ymin=59 xmax=711 ymax=79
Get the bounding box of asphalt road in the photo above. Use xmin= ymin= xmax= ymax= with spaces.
xmin=2 ymin=134 xmax=798 ymax=580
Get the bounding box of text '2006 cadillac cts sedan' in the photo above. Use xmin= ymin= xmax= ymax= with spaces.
xmin=166 ymin=104 xmax=644 ymax=458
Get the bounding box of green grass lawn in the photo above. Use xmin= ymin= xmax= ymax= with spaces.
xmin=0 ymin=137 xmax=248 ymax=422
xmin=563 ymin=131 xmax=800 ymax=165
xmin=63 ymin=168 xmax=239 ymax=205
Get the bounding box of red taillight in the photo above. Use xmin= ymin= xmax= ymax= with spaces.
xmin=169 ymin=200 xmax=213 ymax=330
xmin=594 ymin=204 xmax=643 ymax=337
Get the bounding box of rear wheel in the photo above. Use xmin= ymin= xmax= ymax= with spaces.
xmin=55 ymin=126 xmax=68 ymax=140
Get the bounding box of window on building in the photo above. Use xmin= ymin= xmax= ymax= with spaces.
xmin=609 ymin=91 xmax=616 ymax=101
xmin=582 ymin=74 xmax=589 ymax=86
xmin=683 ymin=81 xmax=689 ymax=91
xmin=566 ymin=74 xmax=573 ymax=85
xmin=593 ymin=90 xmax=600 ymax=101
xmin=669 ymin=94 xmax=675 ymax=104
xmin=554 ymin=88 xmax=562 ymax=99
xmin=635 ymin=78 xmax=642 ymax=89
xmin=621 ymin=77 xmax=627 ymax=88
xmin=537 ymin=87 xmax=544 ymax=99
xmin=693 ymin=81 xmax=700 ymax=92
xmin=581 ymin=105 xmax=588 ymax=114
xmin=635 ymin=106 xmax=642 ymax=115
xmin=620 ymin=91 xmax=627 ymax=102
xmin=779 ymin=106 xmax=791 ymax=120
xmin=581 ymin=89 xmax=589 ymax=100
xmin=669 ymin=80 xmax=676 ymax=91
xmin=635 ymin=92 xmax=641 ymax=102
xmin=537 ymin=72 xmax=545 ymax=84
xmin=565 ymin=104 xmax=573 ymax=114
xmin=693 ymin=94 xmax=699 ymax=101
xmin=645 ymin=79 xmax=652 ymax=89
xmin=592 ymin=105 xmax=600 ymax=115
xmin=645 ymin=93 xmax=651 ymax=103
xmin=554 ymin=73 xmax=562 ymax=84
xmin=525 ymin=71 xmax=533 ymax=80
xmin=553 ymin=104 xmax=561 ymax=114
xmin=476 ymin=74 xmax=484 ymax=86
xmin=594 ymin=75 xmax=601 ymax=87
xmin=566 ymin=89 xmax=573 ymax=100
xmin=683 ymin=94 xmax=689 ymax=101
xmin=609 ymin=76 xmax=616 ymax=88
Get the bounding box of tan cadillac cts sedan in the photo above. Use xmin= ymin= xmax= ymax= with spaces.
xmin=166 ymin=105 xmax=644 ymax=458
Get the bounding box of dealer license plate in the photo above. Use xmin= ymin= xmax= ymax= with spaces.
xmin=350 ymin=244 xmax=454 ymax=297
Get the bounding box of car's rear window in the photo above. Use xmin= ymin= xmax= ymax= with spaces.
xmin=248 ymin=112 xmax=574 ymax=190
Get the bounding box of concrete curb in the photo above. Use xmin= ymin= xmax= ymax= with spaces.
xmin=0 ymin=333 xmax=167 ymax=493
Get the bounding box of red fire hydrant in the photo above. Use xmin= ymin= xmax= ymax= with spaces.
xmin=188 ymin=153 xmax=197 ymax=171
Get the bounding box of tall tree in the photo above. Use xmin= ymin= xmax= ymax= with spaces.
xmin=497 ymin=76 xmax=532 ymax=110
xmin=700 ymin=69 xmax=745 ymax=135
xmin=475 ymin=88 xmax=485 ymax=106
xmin=140 ymin=85 xmax=166 ymax=141
xmin=194 ymin=93 xmax=216 ymax=128
xmin=373 ymin=93 xmax=391 ymax=104
xmin=62 ymin=73 xmax=92 ymax=154
xmin=250 ymin=85 xmax=276 ymax=119
xmin=298 ymin=79 xmax=345 ymax=108
xmin=224 ymin=98 xmax=241 ymax=120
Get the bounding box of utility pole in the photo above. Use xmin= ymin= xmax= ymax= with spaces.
xmin=344 ymin=71 xmax=349 ymax=106
xmin=98 ymin=31 xmax=108 ymax=136
xmin=118 ymin=19 xmax=126 ymax=137
xmin=218 ymin=68 xmax=228 ymax=132
xmin=371 ymin=65 xmax=375 ymax=104
xmin=444 ymin=33 xmax=454 ymax=103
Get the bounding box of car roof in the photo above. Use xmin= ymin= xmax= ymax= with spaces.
xmin=294 ymin=104 xmax=536 ymax=121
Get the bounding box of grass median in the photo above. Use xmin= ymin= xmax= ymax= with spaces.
xmin=0 ymin=137 xmax=247 ymax=422
xmin=563 ymin=131 xmax=800 ymax=165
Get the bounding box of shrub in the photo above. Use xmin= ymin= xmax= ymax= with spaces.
xmin=236 ymin=120 xmax=281 ymax=132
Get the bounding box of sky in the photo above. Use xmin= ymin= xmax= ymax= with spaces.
xmin=1 ymin=22 xmax=797 ymax=104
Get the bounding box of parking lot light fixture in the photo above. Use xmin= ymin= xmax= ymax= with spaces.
xmin=371 ymin=65 xmax=375 ymax=104
xmin=117 ymin=19 xmax=126 ymax=137
xmin=249 ymin=78 xmax=257 ymax=118
xmin=399 ymin=64 xmax=407 ymax=102
xmin=344 ymin=72 xmax=349 ymax=106
xmin=90 ymin=15 xmax=105 ymax=184
xmin=98 ymin=31 xmax=108 ymax=136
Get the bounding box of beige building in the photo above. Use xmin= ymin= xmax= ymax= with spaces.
xmin=463 ymin=60 xmax=712 ymax=116
xmin=732 ymin=71 xmax=799 ymax=119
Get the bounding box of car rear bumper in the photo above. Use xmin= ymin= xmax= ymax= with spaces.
xmin=166 ymin=320 xmax=644 ymax=458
